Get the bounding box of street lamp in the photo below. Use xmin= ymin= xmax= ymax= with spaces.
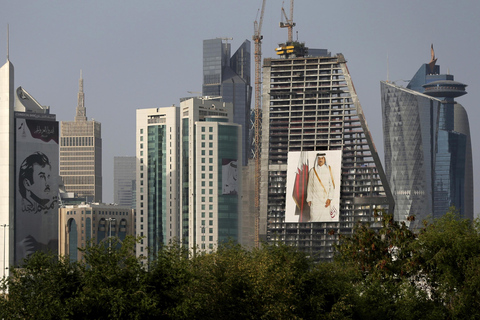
xmin=1 ymin=224 xmax=8 ymax=279
xmin=105 ymin=218 xmax=116 ymax=249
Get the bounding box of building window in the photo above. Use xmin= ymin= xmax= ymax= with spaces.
xmin=209 ymin=127 xmax=213 ymax=133
xmin=209 ymin=150 xmax=213 ymax=156
xmin=209 ymin=158 xmax=213 ymax=163
xmin=209 ymin=135 xmax=213 ymax=140
xmin=201 ymin=127 xmax=205 ymax=132
xmin=209 ymin=220 xmax=213 ymax=226
xmin=209 ymin=228 xmax=213 ymax=233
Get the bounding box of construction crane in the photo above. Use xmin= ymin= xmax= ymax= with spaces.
xmin=252 ymin=0 xmax=266 ymax=248
xmin=280 ymin=0 xmax=295 ymax=43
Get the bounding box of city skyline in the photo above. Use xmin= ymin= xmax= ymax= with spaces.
xmin=1 ymin=1 xmax=479 ymax=216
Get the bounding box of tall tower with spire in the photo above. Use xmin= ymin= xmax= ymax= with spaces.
xmin=60 ymin=72 xmax=102 ymax=202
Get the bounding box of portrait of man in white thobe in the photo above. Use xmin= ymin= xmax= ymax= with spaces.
xmin=306 ymin=153 xmax=336 ymax=221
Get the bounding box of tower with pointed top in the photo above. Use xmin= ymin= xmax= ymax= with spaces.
xmin=60 ymin=72 xmax=102 ymax=202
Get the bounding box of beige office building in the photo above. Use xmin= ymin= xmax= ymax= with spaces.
xmin=60 ymin=73 xmax=102 ymax=202
xmin=59 ymin=203 xmax=135 ymax=262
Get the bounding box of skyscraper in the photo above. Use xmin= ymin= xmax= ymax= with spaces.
xmin=179 ymin=97 xmax=241 ymax=252
xmin=260 ymin=43 xmax=393 ymax=260
xmin=381 ymin=48 xmax=473 ymax=227
xmin=1 ymin=50 xmax=59 ymax=273
xmin=202 ymin=38 xmax=251 ymax=165
xmin=60 ymin=73 xmax=102 ymax=202
xmin=136 ymin=98 xmax=242 ymax=256
xmin=114 ymin=156 xmax=136 ymax=208
xmin=136 ymin=106 xmax=180 ymax=257
xmin=0 ymin=48 xmax=15 ymax=277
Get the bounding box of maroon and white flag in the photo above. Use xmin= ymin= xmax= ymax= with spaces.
xmin=292 ymin=151 xmax=310 ymax=222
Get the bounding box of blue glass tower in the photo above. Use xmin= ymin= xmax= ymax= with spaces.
xmin=202 ymin=39 xmax=251 ymax=166
xmin=381 ymin=47 xmax=473 ymax=227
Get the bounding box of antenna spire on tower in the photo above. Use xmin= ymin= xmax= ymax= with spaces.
xmin=6 ymin=24 xmax=9 ymax=61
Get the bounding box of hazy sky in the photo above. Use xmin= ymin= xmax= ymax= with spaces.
xmin=2 ymin=1 xmax=479 ymax=214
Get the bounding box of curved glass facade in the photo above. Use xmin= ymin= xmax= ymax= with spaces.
xmin=381 ymin=79 xmax=473 ymax=228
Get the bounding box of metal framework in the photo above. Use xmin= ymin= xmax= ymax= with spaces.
xmin=253 ymin=0 xmax=266 ymax=247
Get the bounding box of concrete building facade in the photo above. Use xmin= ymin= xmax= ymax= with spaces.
xmin=59 ymin=203 xmax=135 ymax=262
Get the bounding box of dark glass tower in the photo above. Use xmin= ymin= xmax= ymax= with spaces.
xmin=202 ymin=39 xmax=251 ymax=165
xmin=381 ymin=50 xmax=473 ymax=228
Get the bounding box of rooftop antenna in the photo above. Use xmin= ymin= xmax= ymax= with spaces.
xmin=386 ymin=53 xmax=389 ymax=82
xmin=6 ymin=24 xmax=9 ymax=61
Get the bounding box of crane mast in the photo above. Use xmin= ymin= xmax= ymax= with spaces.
xmin=280 ymin=0 xmax=295 ymax=43
xmin=253 ymin=0 xmax=266 ymax=248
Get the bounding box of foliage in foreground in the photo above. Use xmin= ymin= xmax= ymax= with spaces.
xmin=1 ymin=209 xmax=480 ymax=319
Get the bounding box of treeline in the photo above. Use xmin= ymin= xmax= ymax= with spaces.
xmin=1 ymin=209 xmax=480 ymax=319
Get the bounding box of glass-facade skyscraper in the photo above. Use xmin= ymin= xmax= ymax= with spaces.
xmin=202 ymin=39 xmax=251 ymax=165
xmin=381 ymin=53 xmax=473 ymax=228
xmin=114 ymin=156 xmax=136 ymax=208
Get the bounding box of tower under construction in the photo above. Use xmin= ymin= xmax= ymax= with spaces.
xmin=260 ymin=45 xmax=393 ymax=260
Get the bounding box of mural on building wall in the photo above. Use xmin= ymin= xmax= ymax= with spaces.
xmin=15 ymin=118 xmax=59 ymax=265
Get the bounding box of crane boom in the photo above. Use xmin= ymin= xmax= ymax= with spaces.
xmin=253 ymin=0 xmax=266 ymax=248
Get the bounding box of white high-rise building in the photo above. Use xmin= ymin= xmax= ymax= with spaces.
xmin=1 ymin=48 xmax=59 ymax=274
xmin=136 ymin=106 xmax=180 ymax=257
xmin=135 ymin=98 xmax=242 ymax=257
xmin=179 ymin=98 xmax=241 ymax=252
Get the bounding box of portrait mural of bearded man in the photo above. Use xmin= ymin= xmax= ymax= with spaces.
xmin=15 ymin=118 xmax=59 ymax=265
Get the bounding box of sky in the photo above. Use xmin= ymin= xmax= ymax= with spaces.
xmin=2 ymin=0 xmax=479 ymax=214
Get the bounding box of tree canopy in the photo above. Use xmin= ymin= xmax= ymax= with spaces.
xmin=1 ymin=209 xmax=479 ymax=319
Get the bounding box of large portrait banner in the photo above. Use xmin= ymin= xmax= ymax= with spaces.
xmin=15 ymin=118 xmax=59 ymax=265
xmin=285 ymin=150 xmax=342 ymax=223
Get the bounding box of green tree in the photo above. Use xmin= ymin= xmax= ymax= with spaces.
xmin=410 ymin=209 xmax=480 ymax=319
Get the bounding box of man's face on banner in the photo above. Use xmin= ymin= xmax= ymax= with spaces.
xmin=26 ymin=164 xmax=52 ymax=201
xmin=317 ymin=156 xmax=326 ymax=167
